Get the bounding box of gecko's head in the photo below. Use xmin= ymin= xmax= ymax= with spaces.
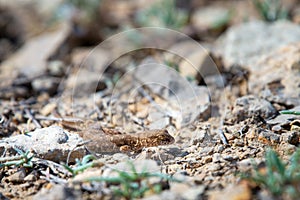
xmin=153 ymin=129 xmax=175 ymax=145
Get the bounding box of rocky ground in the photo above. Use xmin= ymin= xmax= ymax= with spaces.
xmin=0 ymin=0 xmax=300 ymax=199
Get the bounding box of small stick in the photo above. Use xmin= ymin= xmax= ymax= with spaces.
xmin=90 ymin=104 xmax=103 ymax=119
xmin=0 ymin=115 xmax=5 ymax=124
xmin=33 ymin=158 xmax=72 ymax=175
xmin=0 ymin=154 xmax=24 ymax=163
xmin=137 ymin=86 xmax=172 ymax=118
xmin=32 ymin=115 xmax=84 ymax=123
xmin=66 ymin=141 xmax=88 ymax=165
xmin=24 ymin=108 xmax=42 ymax=128
xmin=218 ymin=128 xmax=229 ymax=145
xmin=40 ymin=170 xmax=68 ymax=184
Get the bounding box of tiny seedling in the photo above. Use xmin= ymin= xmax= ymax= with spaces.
xmin=86 ymin=161 xmax=180 ymax=200
xmin=210 ymin=10 xmax=233 ymax=30
xmin=135 ymin=0 xmax=188 ymax=30
xmin=164 ymin=59 xmax=180 ymax=72
xmin=0 ymin=147 xmax=34 ymax=168
xmin=53 ymin=0 xmax=101 ymax=23
xmin=252 ymin=0 xmax=288 ymax=22
xmin=241 ymin=148 xmax=300 ymax=199
xmin=280 ymin=110 xmax=300 ymax=115
xmin=64 ymin=154 xmax=96 ymax=176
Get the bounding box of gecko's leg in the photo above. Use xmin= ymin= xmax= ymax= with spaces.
xmin=120 ymin=145 xmax=132 ymax=152
xmin=142 ymin=147 xmax=165 ymax=165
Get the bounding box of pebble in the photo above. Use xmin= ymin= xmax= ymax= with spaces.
xmin=233 ymin=139 xmax=244 ymax=147
xmin=203 ymin=156 xmax=212 ymax=164
xmin=24 ymin=171 xmax=38 ymax=181
xmin=238 ymin=158 xmax=257 ymax=171
xmin=207 ymin=163 xmax=222 ymax=172
xmin=272 ymin=125 xmax=282 ymax=132
xmin=212 ymin=153 xmax=221 ymax=163
xmin=33 ymin=184 xmax=80 ymax=200
xmin=112 ymin=153 xmax=129 ymax=162
xmin=32 ymin=77 xmax=60 ymax=95
xmin=47 ymin=60 xmax=65 ymax=77
xmin=222 ymin=155 xmax=236 ymax=162
xmin=181 ymin=186 xmax=206 ymax=200
xmin=204 ymin=175 xmax=215 ymax=181
xmin=209 ymin=183 xmax=252 ymax=200
xmin=200 ymin=147 xmax=214 ymax=155
xmin=143 ymin=190 xmax=181 ymax=200
xmin=279 ymin=143 xmax=297 ymax=155
xmin=7 ymin=168 xmax=26 ymax=183
xmin=215 ymin=145 xmax=225 ymax=153
xmin=191 ymin=129 xmax=207 ymax=145
xmin=281 ymin=132 xmax=300 ymax=145
xmin=192 ymin=6 xmax=230 ymax=32
xmin=258 ymin=129 xmax=280 ymax=144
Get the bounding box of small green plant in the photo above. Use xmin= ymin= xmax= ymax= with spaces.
xmin=86 ymin=161 xmax=180 ymax=200
xmin=280 ymin=110 xmax=300 ymax=115
xmin=53 ymin=0 xmax=101 ymax=23
xmin=213 ymin=9 xmax=235 ymax=30
xmin=135 ymin=0 xmax=188 ymax=30
xmin=64 ymin=154 xmax=96 ymax=176
xmin=241 ymin=148 xmax=300 ymax=199
xmin=252 ymin=0 xmax=288 ymax=22
xmin=0 ymin=148 xmax=34 ymax=168
xmin=164 ymin=59 xmax=180 ymax=72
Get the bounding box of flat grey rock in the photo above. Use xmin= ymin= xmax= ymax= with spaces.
xmin=0 ymin=126 xmax=85 ymax=163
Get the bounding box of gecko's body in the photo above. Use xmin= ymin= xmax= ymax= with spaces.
xmin=79 ymin=128 xmax=175 ymax=154
xmin=62 ymin=121 xmax=175 ymax=154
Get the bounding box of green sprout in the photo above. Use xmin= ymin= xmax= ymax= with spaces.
xmin=64 ymin=154 xmax=96 ymax=176
xmin=252 ymin=0 xmax=289 ymax=22
xmin=85 ymin=161 xmax=180 ymax=200
xmin=211 ymin=10 xmax=233 ymax=30
xmin=241 ymin=148 xmax=300 ymax=199
xmin=164 ymin=59 xmax=180 ymax=72
xmin=135 ymin=0 xmax=188 ymax=30
xmin=53 ymin=0 xmax=101 ymax=23
xmin=0 ymin=148 xmax=34 ymax=168
xmin=280 ymin=110 xmax=300 ymax=115
xmin=68 ymin=0 xmax=101 ymax=20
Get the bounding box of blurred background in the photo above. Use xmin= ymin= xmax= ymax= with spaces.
xmin=0 ymin=0 xmax=299 ymax=63
xmin=0 ymin=0 xmax=299 ymax=126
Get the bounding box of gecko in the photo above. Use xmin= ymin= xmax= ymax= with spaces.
xmin=61 ymin=121 xmax=175 ymax=154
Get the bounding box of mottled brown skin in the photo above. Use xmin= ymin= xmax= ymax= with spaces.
xmin=79 ymin=129 xmax=175 ymax=154
xmin=62 ymin=121 xmax=175 ymax=154
xmin=107 ymin=129 xmax=175 ymax=152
